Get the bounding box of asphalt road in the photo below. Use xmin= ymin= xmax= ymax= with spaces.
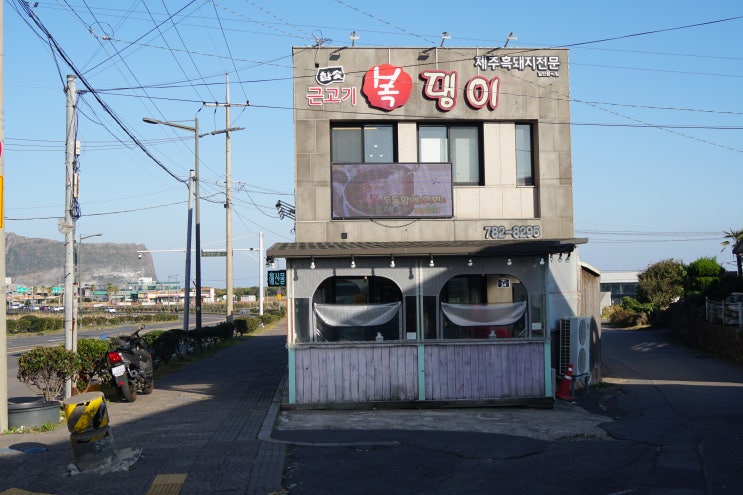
xmin=278 ymin=327 xmax=743 ymax=494
xmin=5 ymin=313 xmax=226 ymax=399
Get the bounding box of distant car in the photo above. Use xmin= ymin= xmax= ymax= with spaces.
xmin=52 ymin=306 xmax=64 ymax=312
xmin=8 ymin=303 xmax=22 ymax=310
xmin=104 ymin=307 xmax=117 ymax=313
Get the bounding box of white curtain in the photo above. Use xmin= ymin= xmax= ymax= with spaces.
xmin=314 ymin=302 xmax=401 ymax=327
xmin=441 ymin=301 xmax=527 ymax=327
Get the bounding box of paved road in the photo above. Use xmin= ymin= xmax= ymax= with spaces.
xmin=278 ymin=327 xmax=743 ymax=494
xmin=595 ymin=327 xmax=743 ymax=493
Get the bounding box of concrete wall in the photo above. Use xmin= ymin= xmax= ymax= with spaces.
xmin=292 ymin=46 xmax=573 ymax=244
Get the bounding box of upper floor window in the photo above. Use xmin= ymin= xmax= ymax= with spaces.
xmin=331 ymin=124 xmax=395 ymax=163
xmin=515 ymin=123 xmax=534 ymax=186
xmin=418 ymin=125 xmax=480 ymax=185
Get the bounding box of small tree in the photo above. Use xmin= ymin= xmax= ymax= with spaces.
xmin=106 ymin=283 xmax=119 ymax=303
xmin=637 ymin=259 xmax=687 ymax=311
xmin=687 ymin=257 xmax=724 ymax=293
xmin=17 ymin=345 xmax=81 ymax=402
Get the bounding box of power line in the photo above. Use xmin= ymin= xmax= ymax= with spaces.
xmin=5 ymin=200 xmax=186 ymax=221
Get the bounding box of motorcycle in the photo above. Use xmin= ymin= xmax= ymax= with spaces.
xmin=104 ymin=324 xmax=154 ymax=402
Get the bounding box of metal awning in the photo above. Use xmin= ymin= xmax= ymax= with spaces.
xmin=267 ymin=238 xmax=588 ymax=259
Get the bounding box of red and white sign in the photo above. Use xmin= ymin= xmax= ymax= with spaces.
xmin=362 ymin=64 xmax=413 ymax=111
xmin=305 ymin=64 xmax=502 ymax=112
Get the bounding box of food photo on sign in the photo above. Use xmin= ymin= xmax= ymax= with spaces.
xmin=331 ymin=163 xmax=453 ymax=219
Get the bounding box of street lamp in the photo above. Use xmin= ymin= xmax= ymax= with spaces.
xmin=143 ymin=117 xmax=202 ymax=331
xmin=78 ymin=233 xmax=102 ymax=321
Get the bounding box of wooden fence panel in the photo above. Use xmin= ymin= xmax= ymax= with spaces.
xmin=293 ymin=342 xmax=545 ymax=403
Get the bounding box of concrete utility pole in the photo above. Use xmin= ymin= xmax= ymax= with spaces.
xmin=184 ymin=169 xmax=194 ymax=331
xmin=62 ymin=75 xmax=78 ymax=399
xmin=1 ymin=0 xmax=8 ymax=431
xmin=225 ymin=75 xmax=233 ymax=320
xmin=259 ymin=232 xmax=264 ymax=316
xmin=193 ymin=118 xmax=201 ymax=331
xmin=204 ymin=75 xmax=248 ymax=321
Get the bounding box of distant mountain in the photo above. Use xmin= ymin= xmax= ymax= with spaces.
xmin=5 ymin=232 xmax=157 ymax=288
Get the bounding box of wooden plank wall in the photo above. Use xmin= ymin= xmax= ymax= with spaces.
xmin=294 ymin=345 xmax=418 ymax=403
xmin=580 ymin=266 xmax=603 ymax=383
xmin=425 ymin=342 xmax=545 ymax=400
xmin=293 ymin=342 xmax=546 ymax=404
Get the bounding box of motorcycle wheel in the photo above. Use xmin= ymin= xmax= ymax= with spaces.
xmin=118 ymin=381 xmax=137 ymax=402
xmin=142 ymin=378 xmax=154 ymax=395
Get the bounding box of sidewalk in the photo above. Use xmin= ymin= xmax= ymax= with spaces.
xmin=1 ymin=322 xmax=289 ymax=495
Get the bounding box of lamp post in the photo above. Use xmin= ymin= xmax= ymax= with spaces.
xmin=78 ymin=233 xmax=102 ymax=325
xmin=143 ymin=117 xmax=202 ymax=331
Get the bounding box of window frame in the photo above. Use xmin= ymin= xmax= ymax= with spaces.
xmin=330 ymin=123 xmax=397 ymax=164
xmin=515 ymin=122 xmax=535 ymax=186
xmin=417 ymin=123 xmax=483 ymax=186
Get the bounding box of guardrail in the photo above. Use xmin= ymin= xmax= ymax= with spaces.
xmin=706 ymin=298 xmax=743 ymax=328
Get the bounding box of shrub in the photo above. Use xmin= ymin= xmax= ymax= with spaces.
xmin=234 ymin=318 xmax=248 ymax=336
xmin=259 ymin=313 xmax=277 ymax=326
xmin=147 ymin=329 xmax=185 ymax=363
xmin=7 ymin=319 xmax=19 ymax=333
xmin=621 ymin=296 xmax=653 ymax=315
xmin=608 ymin=307 xmax=647 ymax=327
xmin=213 ymin=321 xmax=236 ymax=340
xmin=76 ymin=338 xmax=111 ymax=390
xmin=17 ymin=345 xmax=81 ymax=402
xmin=686 ymin=257 xmax=724 ymax=296
xmin=244 ymin=317 xmax=261 ymax=333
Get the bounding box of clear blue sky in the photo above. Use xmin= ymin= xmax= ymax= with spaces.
xmin=3 ymin=0 xmax=742 ymax=288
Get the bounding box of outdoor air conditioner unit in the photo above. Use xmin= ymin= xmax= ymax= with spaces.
xmin=559 ymin=317 xmax=591 ymax=376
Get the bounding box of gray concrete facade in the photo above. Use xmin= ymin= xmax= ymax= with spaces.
xmin=292 ymin=46 xmax=574 ymax=243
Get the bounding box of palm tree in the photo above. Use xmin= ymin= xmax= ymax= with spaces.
xmin=721 ymin=228 xmax=743 ymax=277
xmin=106 ymin=283 xmax=119 ymax=303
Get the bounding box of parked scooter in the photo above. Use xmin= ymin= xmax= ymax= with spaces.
xmin=104 ymin=324 xmax=154 ymax=402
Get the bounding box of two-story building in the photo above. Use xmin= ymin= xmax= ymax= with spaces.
xmin=267 ymin=46 xmax=598 ymax=407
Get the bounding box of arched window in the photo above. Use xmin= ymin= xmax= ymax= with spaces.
xmin=311 ymin=276 xmax=402 ymax=342
xmin=439 ymin=274 xmax=528 ymax=339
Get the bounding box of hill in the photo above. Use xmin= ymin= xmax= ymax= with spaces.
xmin=5 ymin=232 xmax=158 ymax=288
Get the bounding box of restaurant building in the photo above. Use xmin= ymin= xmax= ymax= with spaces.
xmin=267 ymin=46 xmax=599 ymax=406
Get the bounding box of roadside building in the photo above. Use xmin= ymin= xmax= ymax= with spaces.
xmin=599 ymin=271 xmax=640 ymax=309
xmin=125 ymin=277 xmax=215 ymax=305
xmin=267 ymin=45 xmax=599 ymax=406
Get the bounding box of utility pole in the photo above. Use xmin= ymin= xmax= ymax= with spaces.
xmin=62 ymin=75 xmax=78 ymax=399
xmin=205 ymin=75 xmax=248 ymax=321
xmin=225 ymin=74 xmax=233 ymax=320
xmin=259 ymin=231 xmax=264 ymax=316
xmin=1 ymin=0 xmax=8 ymax=432
xmin=184 ymin=169 xmax=194 ymax=331
xmin=193 ymin=118 xmax=201 ymax=331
